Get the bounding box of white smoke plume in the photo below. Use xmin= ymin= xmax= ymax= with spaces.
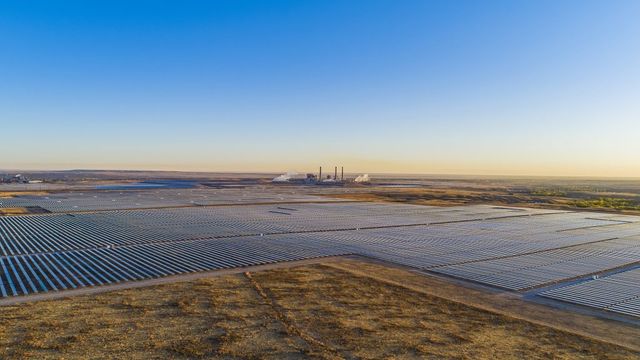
xmin=354 ymin=174 xmax=370 ymax=183
xmin=272 ymin=172 xmax=298 ymax=182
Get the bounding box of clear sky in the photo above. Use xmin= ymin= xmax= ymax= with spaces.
xmin=1 ymin=1 xmax=639 ymax=177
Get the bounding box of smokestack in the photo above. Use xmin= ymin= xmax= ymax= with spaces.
xmin=334 ymin=166 xmax=337 ymax=180
xmin=319 ymin=166 xmax=322 ymax=182
xmin=341 ymin=167 xmax=344 ymax=182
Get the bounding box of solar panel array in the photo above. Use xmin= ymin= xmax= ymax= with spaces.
xmin=0 ymin=235 xmax=351 ymax=297
xmin=0 ymin=202 xmax=568 ymax=298
xmin=0 ymin=187 xmax=341 ymax=212
xmin=301 ymin=217 xmax=640 ymax=280
xmin=0 ymin=203 xmax=546 ymax=257
xmin=1 ymin=191 xmax=640 ymax=319
xmin=540 ymin=266 xmax=640 ymax=318
xmin=431 ymin=237 xmax=640 ymax=290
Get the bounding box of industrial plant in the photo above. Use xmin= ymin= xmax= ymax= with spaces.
xmin=272 ymin=166 xmax=370 ymax=185
xmin=0 ymin=174 xmax=43 ymax=184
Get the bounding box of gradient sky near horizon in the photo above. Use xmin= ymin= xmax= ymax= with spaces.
xmin=1 ymin=1 xmax=639 ymax=177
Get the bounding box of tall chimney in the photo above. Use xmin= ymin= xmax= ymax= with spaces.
xmin=341 ymin=167 xmax=344 ymax=182
xmin=319 ymin=166 xmax=322 ymax=181
xmin=334 ymin=166 xmax=337 ymax=180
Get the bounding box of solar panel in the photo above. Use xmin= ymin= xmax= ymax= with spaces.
xmin=1 ymin=191 xmax=640 ymax=319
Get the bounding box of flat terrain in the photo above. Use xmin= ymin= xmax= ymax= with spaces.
xmin=2 ymin=172 xmax=640 ymax=358
xmin=327 ymin=178 xmax=640 ymax=215
xmin=4 ymin=172 xmax=640 ymax=215
xmin=1 ymin=259 xmax=638 ymax=360
xmin=2 ymin=187 xmax=640 ymax=317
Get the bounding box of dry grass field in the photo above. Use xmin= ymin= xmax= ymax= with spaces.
xmin=0 ymin=191 xmax=49 ymax=198
xmin=0 ymin=207 xmax=50 ymax=216
xmin=0 ymin=207 xmax=31 ymax=215
xmin=0 ymin=206 xmax=49 ymax=216
xmin=1 ymin=259 xmax=638 ymax=359
xmin=0 ymin=191 xmax=51 ymax=216
xmin=331 ymin=182 xmax=640 ymax=215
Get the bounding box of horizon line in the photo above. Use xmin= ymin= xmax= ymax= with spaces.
xmin=2 ymin=168 xmax=640 ymax=180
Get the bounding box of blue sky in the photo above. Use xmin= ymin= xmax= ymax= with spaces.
xmin=1 ymin=0 xmax=639 ymax=176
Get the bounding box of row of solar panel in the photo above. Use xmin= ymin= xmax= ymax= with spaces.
xmin=540 ymin=267 xmax=640 ymax=318
xmin=0 ymin=187 xmax=332 ymax=212
xmin=0 ymin=235 xmax=350 ymax=298
xmin=430 ymin=236 xmax=640 ymax=290
xmin=0 ymin=203 xmax=555 ymax=257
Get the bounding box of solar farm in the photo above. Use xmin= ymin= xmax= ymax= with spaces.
xmin=1 ymin=187 xmax=640 ymax=321
xmin=0 ymin=187 xmax=337 ymax=212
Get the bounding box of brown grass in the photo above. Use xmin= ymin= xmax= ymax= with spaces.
xmin=0 ymin=191 xmax=49 ymax=198
xmin=329 ymin=187 xmax=640 ymax=215
xmin=0 ymin=207 xmax=50 ymax=216
xmin=0 ymin=207 xmax=31 ymax=215
xmin=0 ymin=261 xmax=638 ymax=359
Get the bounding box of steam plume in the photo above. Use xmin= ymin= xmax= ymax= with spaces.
xmin=354 ymin=174 xmax=370 ymax=183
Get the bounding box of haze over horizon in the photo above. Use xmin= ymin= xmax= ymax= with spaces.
xmin=2 ymin=1 xmax=639 ymax=177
